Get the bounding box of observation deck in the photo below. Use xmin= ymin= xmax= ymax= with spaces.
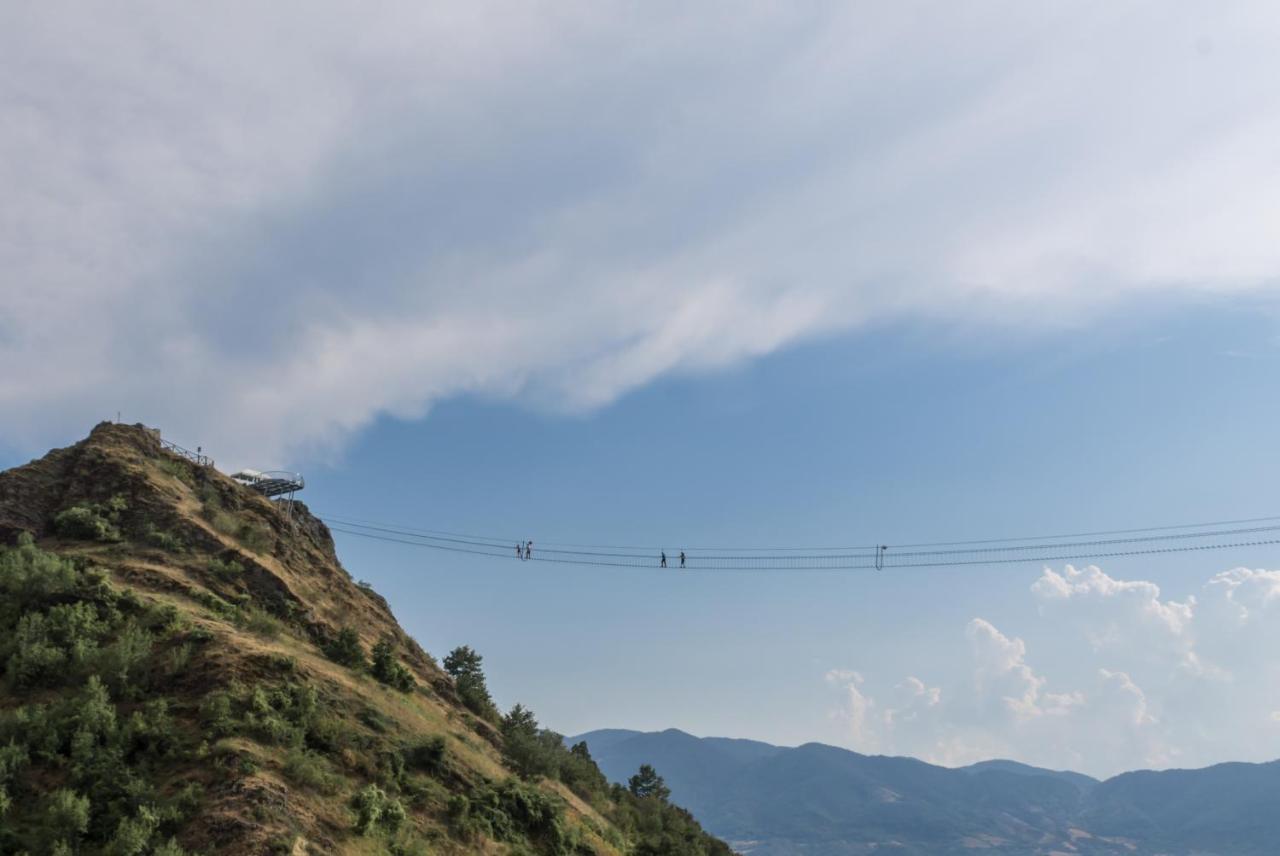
xmin=231 ymin=469 xmax=305 ymax=499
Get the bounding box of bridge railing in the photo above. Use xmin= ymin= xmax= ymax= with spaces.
xmin=159 ymin=438 xmax=213 ymax=467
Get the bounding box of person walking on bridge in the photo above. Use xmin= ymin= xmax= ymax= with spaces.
xmin=525 ymin=540 xmax=533 ymax=561
xmin=680 ymin=551 xmax=686 ymax=569
xmin=516 ymin=542 xmax=524 ymax=560
xmin=660 ymin=551 xmax=667 ymax=568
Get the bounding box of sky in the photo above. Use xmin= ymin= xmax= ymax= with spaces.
xmin=3 ymin=1 xmax=1280 ymax=778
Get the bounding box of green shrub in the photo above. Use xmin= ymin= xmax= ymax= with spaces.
xmin=141 ymin=523 xmax=183 ymax=552
xmin=381 ymin=796 xmax=406 ymax=831
xmin=53 ymin=496 xmax=127 ymax=542
xmin=41 ymin=788 xmax=91 ymax=852
xmin=269 ymin=654 xmax=297 ymax=674
xmin=359 ymin=707 xmax=392 ymax=734
xmin=451 ymin=778 xmax=571 ymax=851
xmin=0 ymin=540 xmax=226 ymax=855
xmin=324 ymin=627 xmax=366 ymax=669
xmin=123 ymin=699 xmax=176 ymax=758
xmin=54 ymin=505 xmax=120 ymax=542
xmin=199 ymin=691 xmax=236 ymax=738
xmin=236 ymin=605 xmax=282 ymax=640
xmin=352 ymin=784 xmax=406 ymax=835
xmin=371 ymin=638 xmax=415 ymax=692
xmin=157 ymin=458 xmax=192 ymax=484
xmin=206 ymin=556 xmax=244 ymax=580
xmin=404 ymin=735 xmax=447 ymax=775
xmin=153 ymin=838 xmax=189 ymax=856
xmin=166 ymin=642 xmax=194 ymax=676
xmin=202 ymin=500 xmax=273 ymax=554
xmin=4 ymin=600 xmax=131 ymax=690
xmin=0 ymin=533 xmax=81 ymax=618
xmin=283 ymin=748 xmax=341 ymax=794
xmin=193 ymin=591 xmax=238 ymax=621
xmin=95 ymin=620 xmax=153 ymax=695
xmin=104 ymin=804 xmax=158 ymax=856
xmin=227 ymin=681 xmax=320 ymax=749
xmin=0 ymin=740 xmax=29 ymax=787
xmin=303 ymin=711 xmax=347 ymax=753
xmin=141 ymin=602 xmax=181 ymax=634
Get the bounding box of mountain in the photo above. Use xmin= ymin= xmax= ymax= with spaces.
xmin=960 ymin=758 xmax=1099 ymax=792
xmin=573 ymin=729 xmax=1280 ymax=856
xmin=0 ymin=423 xmax=731 ymax=855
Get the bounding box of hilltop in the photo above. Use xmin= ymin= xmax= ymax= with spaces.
xmin=575 ymin=728 xmax=1280 ymax=856
xmin=0 ymin=423 xmax=731 ymax=855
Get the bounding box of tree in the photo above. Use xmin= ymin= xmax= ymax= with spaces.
xmin=628 ymin=764 xmax=671 ymax=802
xmin=41 ymin=789 xmax=90 ymax=852
xmin=442 ymin=645 xmax=483 ymax=682
xmin=502 ymin=704 xmax=538 ymax=739
xmin=561 ymin=741 xmax=609 ymax=801
xmin=443 ymin=645 xmax=495 ymax=718
xmin=501 ymin=703 xmax=560 ymax=779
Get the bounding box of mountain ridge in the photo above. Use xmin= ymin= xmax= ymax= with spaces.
xmin=572 ymin=728 xmax=1280 ymax=855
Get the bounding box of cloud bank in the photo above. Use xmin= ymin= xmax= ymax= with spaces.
xmin=826 ymin=563 xmax=1280 ymax=777
xmin=4 ymin=2 xmax=1280 ymax=463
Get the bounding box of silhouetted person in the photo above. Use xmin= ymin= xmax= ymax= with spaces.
xmin=680 ymin=551 xmax=686 ymax=569
xmin=660 ymin=551 xmax=667 ymax=568
xmin=525 ymin=540 xmax=533 ymax=561
xmin=516 ymin=542 xmax=523 ymax=560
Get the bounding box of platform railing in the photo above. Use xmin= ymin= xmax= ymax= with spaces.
xmin=159 ymin=438 xmax=213 ymax=467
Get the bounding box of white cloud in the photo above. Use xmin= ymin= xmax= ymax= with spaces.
xmin=1032 ymin=564 xmax=1200 ymax=674
xmin=966 ymin=618 xmax=1048 ymax=720
xmin=1204 ymin=567 xmax=1280 ymax=624
xmin=5 ymin=2 xmax=1280 ymax=463
xmin=825 ymin=669 xmax=876 ymax=750
xmin=828 ymin=562 xmax=1280 ymax=777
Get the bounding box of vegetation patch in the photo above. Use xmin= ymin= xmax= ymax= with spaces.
xmin=53 ymin=496 xmax=128 ymax=543
xmin=199 ymin=491 xmax=273 ymax=554
xmin=0 ymin=537 xmax=199 ymax=855
xmin=206 ymin=555 xmax=243 ymax=580
xmin=443 ymin=645 xmax=498 ymax=721
xmin=323 ymin=626 xmax=367 ymax=669
xmin=371 ymin=637 xmax=415 ymax=692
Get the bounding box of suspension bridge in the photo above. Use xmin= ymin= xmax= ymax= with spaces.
xmin=315 ymin=513 xmax=1280 ymax=572
xmin=155 ymin=430 xmax=1280 ymax=573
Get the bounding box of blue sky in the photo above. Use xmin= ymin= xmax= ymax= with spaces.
xmin=4 ymin=2 xmax=1280 ymax=777
xmin=275 ymin=297 xmax=1279 ymax=776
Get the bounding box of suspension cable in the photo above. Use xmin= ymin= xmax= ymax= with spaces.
xmin=319 ymin=513 xmax=1280 ymax=571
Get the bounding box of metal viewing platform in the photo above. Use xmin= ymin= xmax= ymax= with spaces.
xmin=231 ymin=469 xmax=306 ymax=499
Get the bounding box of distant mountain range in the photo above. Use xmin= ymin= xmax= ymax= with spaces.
xmin=571 ymin=728 xmax=1280 ymax=855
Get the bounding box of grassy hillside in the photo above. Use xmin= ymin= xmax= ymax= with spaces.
xmin=0 ymin=423 xmax=732 ymax=856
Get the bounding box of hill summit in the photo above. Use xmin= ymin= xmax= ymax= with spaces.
xmin=0 ymin=423 xmax=730 ymax=855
